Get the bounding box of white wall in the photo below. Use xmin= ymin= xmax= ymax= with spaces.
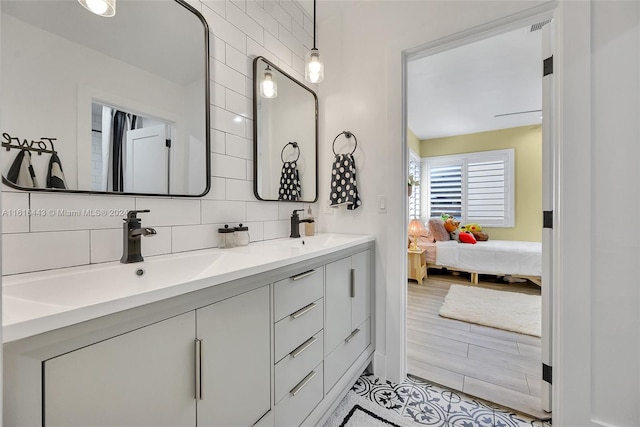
xmin=1 ymin=0 xmax=318 ymax=276
xmin=319 ymin=0 xmax=640 ymax=424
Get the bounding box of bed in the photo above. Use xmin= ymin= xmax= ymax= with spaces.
xmin=410 ymin=221 xmax=542 ymax=286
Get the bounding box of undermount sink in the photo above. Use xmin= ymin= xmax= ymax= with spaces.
xmin=269 ymin=234 xmax=358 ymax=249
xmin=3 ymin=251 xmax=263 ymax=309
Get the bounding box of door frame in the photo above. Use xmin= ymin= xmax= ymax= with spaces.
xmin=400 ymin=0 xmax=558 ymax=414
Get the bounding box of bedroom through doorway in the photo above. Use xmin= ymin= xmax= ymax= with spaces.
xmin=403 ymin=16 xmax=554 ymax=420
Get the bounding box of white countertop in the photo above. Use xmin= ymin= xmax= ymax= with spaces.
xmin=2 ymin=233 xmax=374 ymax=343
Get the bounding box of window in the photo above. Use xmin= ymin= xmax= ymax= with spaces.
xmin=422 ymin=149 xmax=514 ymax=227
xmin=408 ymin=150 xmax=421 ymax=220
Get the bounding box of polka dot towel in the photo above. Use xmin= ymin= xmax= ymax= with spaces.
xmin=278 ymin=161 xmax=301 ymax=201
xmin=329 ymin=154 xmax=361 ymax=210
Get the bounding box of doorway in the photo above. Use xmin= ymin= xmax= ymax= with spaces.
xmin=403 ymin=17 xmax=553 ymax=420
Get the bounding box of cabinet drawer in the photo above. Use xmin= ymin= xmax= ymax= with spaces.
xmin=324 ymin=318 xmax=370 ymax=394
xmin=275 ymin=331 xmax=324 ymax=404
xmin=275 ymin=298 xmax=323 ymax=362
xmin=274 ymin=268 xmax=324 ymax=322
xmin=275 ymin=362 xmax=324 ymax=427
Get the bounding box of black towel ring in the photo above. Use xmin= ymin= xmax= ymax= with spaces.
xmin=332 ymin=131 xmax=357 ymax=156
xmin=281 ymin=141 xmax=300 ymax=163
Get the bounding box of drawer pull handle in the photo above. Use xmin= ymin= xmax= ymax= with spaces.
xmin=194 ymin=339 xmax=203 ymax=400
xmin=350 ymin=269 xmax=355 ymax=298
xmin=345 ymin=328 xmax=361 ymax=343
xmin=290 ymin=336 xmax=318 ymax=358
xmin=290 ymin=370 xmax=317 ymax=396
xmin=291 ymin=269 xmax=317 ymax=281
xmin=290 ymin=302 xmax=316 ymax=319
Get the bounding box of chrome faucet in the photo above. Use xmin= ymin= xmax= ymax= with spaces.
xmin=290 ymin=209 xmax=313 ymax=238
xmin=121 ymin=210 xmax=157 ymax=263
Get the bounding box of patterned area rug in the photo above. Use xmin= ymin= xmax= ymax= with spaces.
xmin=439 ymin=285 xmax=542 ymax=337
xmin=325 ymin=372 xmax=552 ymax=427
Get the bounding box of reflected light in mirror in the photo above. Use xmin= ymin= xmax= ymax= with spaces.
xmin=260 ymin=66 xmax=277 ymax=99
xmin=78 ymin=0 xmax=116 ymax=17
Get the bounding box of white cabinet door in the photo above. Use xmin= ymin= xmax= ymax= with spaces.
xmin=196 ymin=285 xmax=271 ymax=427
xmin=351 ymin=250 xmax=371 ymax=330
xmin=324 ymin=257 xmax=352 ymax=356
xmin=44 ymin=312 xmax=196 ymax=427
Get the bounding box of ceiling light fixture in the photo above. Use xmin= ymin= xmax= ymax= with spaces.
xmin=260 ymin=65 xmax=277 ymax=99
xmin=78 ymin=0 xmax=116 ymax=17
xmin=304 ymin=0 xmax=324 ymax=84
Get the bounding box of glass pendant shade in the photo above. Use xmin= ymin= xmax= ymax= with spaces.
xmin=305 ymin=48 xmax=324 ymax=84
xmin=78 ymin=0 xmax=116 ymax=17
xmin=260 ymin=66 xmax=277 ymax=98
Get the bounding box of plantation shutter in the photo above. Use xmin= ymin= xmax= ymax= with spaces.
xmin=467 ymin=159 xmax=507 ymax=225
xmin=409 ymin=153 xmax=421 ymax=220
xmin=428 ymin=163 xmax=462 ymax=219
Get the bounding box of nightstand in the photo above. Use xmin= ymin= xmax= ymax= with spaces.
xmin=407 ymin=247 xmax=427 ymax=285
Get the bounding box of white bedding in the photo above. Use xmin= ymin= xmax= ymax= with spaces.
xmin=435 ymin=240 xmax=542 ymax=277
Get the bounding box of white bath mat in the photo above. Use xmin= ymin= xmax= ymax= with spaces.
xmin=439 ymin=285 xmax=541 ymax=337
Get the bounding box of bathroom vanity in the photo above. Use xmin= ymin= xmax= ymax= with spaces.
xmin=3 ymin=234 xmax=375 ymax=427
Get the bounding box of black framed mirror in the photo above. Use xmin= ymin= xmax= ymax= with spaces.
xmin=253 ymin=56 xmax=318 ymax=202
xmin=0 ymin=0 xmax=210 ymax=196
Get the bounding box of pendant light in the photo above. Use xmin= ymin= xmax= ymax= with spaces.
xmin=260 ymin=65 xmax=277 ymax=99
xmin=78 ymin=0 xmax=116 ymax=17
xmin=304 ymin=0 xmax=324 ymax=84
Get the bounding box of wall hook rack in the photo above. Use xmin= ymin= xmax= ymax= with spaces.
xmin=2 ymin=132 xmax=57 ymax=155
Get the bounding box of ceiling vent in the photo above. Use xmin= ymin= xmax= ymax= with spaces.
xmin=530 ymin=19 xmax=552 ymax=32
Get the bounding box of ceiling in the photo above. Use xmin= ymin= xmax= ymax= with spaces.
xmin=407 ymin=24 xmax=543 ymax=140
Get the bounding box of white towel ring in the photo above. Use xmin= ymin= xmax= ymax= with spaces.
xmin=332 ymin=131 xmax=357 ymax=156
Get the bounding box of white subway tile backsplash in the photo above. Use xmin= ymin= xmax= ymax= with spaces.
xmin=2 ymin=192 xmax=29 ymax=233
xmin=226 ymin=44 xmax=250 ymax=76
xmin=279 ymin=0 xmax=304 ymax=26
xmin=226 ymin=134 xmax=253 ymax=160
xmin=227 ymin=2 xmax=264 ymax=45
xmin=203 ymin=177 xmax=227 ymax=200
xmin=225 ymin=90 xmax=252 ymax=119
xmin=278 ymin=202 xmax=301 ymax=220
xmin=246 ymin=201 xmax=278 ymax=221
xmin=212 ymin=129 xmax=226 ymax=154
xmin=246 ymin=221 xmax=264 ymax=241
xmin=135 ymin=198 xmax=200 ymax=227
xmin=172 ymin=224 xmax=219 ymax=252
xmin=263 ymin=219 xmax=288 ymax=240
xmin=279 ymin=25 xmax=305 ymax=60
xmin=225 ymin=179 xmax=254 ymax=201
xmin=2 ymin=0 xmax=314 ymax=275
xmin=3 ymin=231 xmax=90 ymax=275
xmin=212 ymin=82 xmax=226 ymax=107
xmin=211 ymin=34 xmax=226 ymax=61
xmin=202 ymin=5 xmax=248 ymax=54
xmin=212 ymin=106 xmax=246 ymax=137
xmin=264 ymin=32 xmax=292 ymax=66
xmin=202 ymin=0 xmax=226 ymax=18
xmin=30 ymin=193 xmax=135 ymax=232
xmin=201 ymin=200 xmax=247 ymax=223
xmin=211 ymin=153 xmax=246 ymax=179
xmin=212 ymin=59 xmax=246 ymax=95
xmin=264 ymin=1 xmax=292 ymax=32
xmin=292 ymin=21 xmax=312 ymax=49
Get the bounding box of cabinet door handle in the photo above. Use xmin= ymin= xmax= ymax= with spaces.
xmin=350 ymin=268 xmax=355 ymax=298
xmin=290 ymin=370 xmax=317 ymax=396
xmin=290 ymin=336 xmax=318 ymax=358
xmin=291 ymin=269 xmax=316 ymax=281
xmin=290 ymin=302 xmax=316 ymax=319
xmin=345 ymin=328 xmax=361 ymax=343
xmin=194 ymin=339 xmax=203 ymax=400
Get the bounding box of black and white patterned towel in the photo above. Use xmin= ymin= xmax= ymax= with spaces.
xmin=46 ymin=152 xmax=67 ymax=189
xmin=329 ymin=154 xmax=361 ymax=210
xmin=7 ymin=149 xmax=39 ymax=188
xmin=278 ymin=161 xmax=301 ymax=201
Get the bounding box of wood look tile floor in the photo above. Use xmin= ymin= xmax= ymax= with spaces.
xmin=406 ymin=271 xmax=550 ymax=419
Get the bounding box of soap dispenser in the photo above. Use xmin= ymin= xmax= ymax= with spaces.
xmin=304 ymin=207 xmax=315 ymax=236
